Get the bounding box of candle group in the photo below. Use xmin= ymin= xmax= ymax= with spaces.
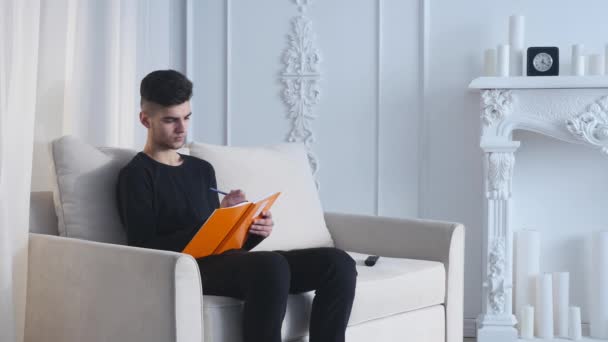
xmin=481 ymin=16 xmax=608 ymax=77
xmin=482 ymin=15 xmax=525 ymax=77
xmin=571 ymin=44 xmax=608 ymax=76
xmin=514 ymin=230 xmax=608 ymax=340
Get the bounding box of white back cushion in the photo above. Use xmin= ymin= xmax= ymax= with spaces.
xmin=189 ymin=142 xmax=334 ymax=251
xmin=51 ymin=136 xmax=135 ymax=243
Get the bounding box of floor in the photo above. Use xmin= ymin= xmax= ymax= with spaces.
xmin=464 ymin=339 xmax=475 ymax=342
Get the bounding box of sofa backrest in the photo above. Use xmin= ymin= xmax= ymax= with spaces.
xmin=46 ymin=136 xmax=334 ymax=251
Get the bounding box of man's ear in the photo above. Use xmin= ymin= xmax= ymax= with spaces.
xmin=140 ymin=111 xmax=151 ymax=128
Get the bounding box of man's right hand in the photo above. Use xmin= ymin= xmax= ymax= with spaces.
xmin=220 ymin=189 xmax=247 ymax=208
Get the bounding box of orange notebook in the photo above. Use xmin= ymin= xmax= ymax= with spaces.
xmin=182 ymin=192 xmax=281 ymax=258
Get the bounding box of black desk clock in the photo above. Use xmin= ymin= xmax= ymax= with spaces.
xmin=527 ymin=47 xmax=559 ymax=76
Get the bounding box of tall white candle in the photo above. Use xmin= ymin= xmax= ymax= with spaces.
xmin=536 ymin=273 xmax=554 ymax=338
xmin=605 ymin=45 xmax=608 ymax=75
xmin=509 ymin=15 xmax=525 ymax=76
xmin=497 ymin=44 xmax=510 ymax=77
xmin=514 ymin=229 xmax=540 ymax=335
xmin=589 ymin=54 xmax=605 ymax=76
xmin=569 ymin=306 xmax=582 ymax=340
xmin=590 ymin=231 xmax=608 ymax=338
xmin=484 ymin=48 xmax=497 ymax=76
xmin=571 ymin=44 xmax=584 ymax=75
xmin=574 ymin=55 xmax=585 ymax=76
xmin=552 ymin=272 xmax=569 ymax=337
xmin=520 ymin=305 xmax=534 ymax=339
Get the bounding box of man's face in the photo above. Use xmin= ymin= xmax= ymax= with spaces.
xmin=141 ymin=101 xmax=191 ymax=150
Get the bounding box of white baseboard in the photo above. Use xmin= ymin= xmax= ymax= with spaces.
xmin=464 ymin=318 xmax=592 ymax=339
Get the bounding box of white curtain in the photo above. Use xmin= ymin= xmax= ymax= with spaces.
xmin=32 ymin=0 xmax=140 ymax=190
xmin=1 ymin=0 xmax=186 ymax=339
xmin=0 ymin=0 xmax=189 ymax=335
xmin=0 ymin=1 xmax=41 ymax=342
xmin=32 ymin=0 xmax=187 ymax=191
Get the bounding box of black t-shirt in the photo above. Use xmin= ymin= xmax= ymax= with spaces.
xmin=116 ymin=152 xmax=220 ymax=252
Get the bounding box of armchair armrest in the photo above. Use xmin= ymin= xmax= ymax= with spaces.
xmin=25 ymin=233 xmax=203 ymax=342
xmin=324 ymin=212 xmax=464 ymax=342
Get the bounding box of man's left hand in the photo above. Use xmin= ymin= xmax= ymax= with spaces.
xmin=249 ymin=211 xmax=273 ymax=238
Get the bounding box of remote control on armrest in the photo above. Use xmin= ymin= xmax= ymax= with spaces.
xmin=364 ymin=255 xmax=380 ymax=266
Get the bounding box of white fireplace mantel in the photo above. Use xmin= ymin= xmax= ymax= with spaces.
xmin=469 ymin=76 xmax=608 ymax=342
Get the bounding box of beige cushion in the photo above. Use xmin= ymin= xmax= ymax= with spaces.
xmin=200 ymin=251 xmax=446 ymax=341
xmin=189 ymin=142 xmax=334 ymax=251
xmin=50 ymin=136 xmax=136 ymax=243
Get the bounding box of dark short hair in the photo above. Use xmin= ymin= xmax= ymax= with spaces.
xmin=140 ymin=69 xmax=193 ymax=107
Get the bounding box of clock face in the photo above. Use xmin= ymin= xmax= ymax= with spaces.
xmin=533 ymin=52 xmax=553 ymax=72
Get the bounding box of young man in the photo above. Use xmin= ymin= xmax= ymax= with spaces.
xmin=116 ymin=70 xmax=357 ymax=342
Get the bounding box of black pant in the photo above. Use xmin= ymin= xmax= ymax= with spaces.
xmin=196 ymin=247 xmax=357 ymax=342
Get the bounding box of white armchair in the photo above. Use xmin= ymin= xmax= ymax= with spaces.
xmin=23 ymin=137 xmax=464 ymax=342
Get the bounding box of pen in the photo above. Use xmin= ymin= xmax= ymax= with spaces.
xmin=209 ymin=187 xmax=229 ymax=196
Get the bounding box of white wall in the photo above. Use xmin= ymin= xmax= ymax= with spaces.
xmin=191 ymin=0 xmax=421 ymax=218
xmin=30 ymin=0 xmax=608 ymax=336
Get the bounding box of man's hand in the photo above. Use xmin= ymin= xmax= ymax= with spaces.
xmin=220 ymin=189 xmax=247 ymax=208
xmin=249 ymin=211 xmax=273 ymax=238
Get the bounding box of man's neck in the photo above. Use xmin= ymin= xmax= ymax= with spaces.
xmin=143 ymin=143 xmax=183 ymax=166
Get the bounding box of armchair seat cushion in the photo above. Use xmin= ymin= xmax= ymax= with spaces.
xmin=201 ymin=251 xmax=446 ymax=341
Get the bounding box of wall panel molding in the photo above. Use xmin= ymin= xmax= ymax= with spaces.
xmin=225 ymin=0 xmax=232 ymax=146
xmin=418 ymin=0 xmax=430 ymax=218
xmin=185 ymin=0 xmax=194 ymax=140
xmin=374 ymin=0 xmax=382 ymax=215
xmin=280 ymin=0 xmax=322 ymax=187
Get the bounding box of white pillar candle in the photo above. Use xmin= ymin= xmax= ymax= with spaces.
xmin=520 ymin=305 xmax=535 ymax=339
xmin=590 ymin=231 xmax=608 ymax=338
xmin=536 ymin=273 xmax=554 ymax=338
xmin=553 ymin=272 xmax=569 ymax=337
xmin=509 ymin=15 xmax=525 ymax=76
xmin=588 ymin=54 xmax=605 ymax=76
xmin=571 ymin=44 xmax=584 ymax=75
xmin=573 ymin=55 xmax=585 ymax=76
xmin=497 ymin=44 xmax=510 ymax=77
xmin=484 ymin=48 xmax=497 ymax=76
xmin=569 ymin=306 xmax=582 ymax=340
xmin=514 ymin=229 xmax=540 ymax=334
xmin=605 ymin=45 xmax=608 ymax=75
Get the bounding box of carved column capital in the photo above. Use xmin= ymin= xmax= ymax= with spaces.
xmin=482 ymin=89 xmax=513 ymax=127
